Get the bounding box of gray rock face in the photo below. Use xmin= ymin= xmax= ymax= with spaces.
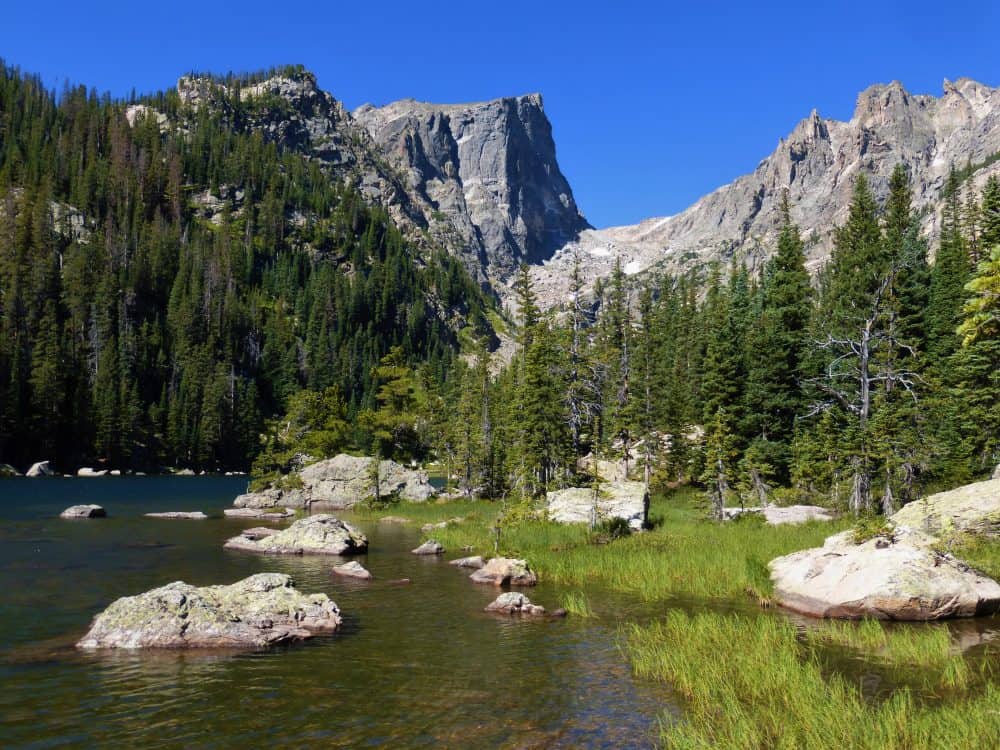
xmin=412 ymin=540 xmax=445 ymax=556
xmin=546 ymin=481 xmax=649 ymax=531
xmin=332 ymin=561 xmax=373 ymax=580
xmin=77 ymin=573 xmax=341 ymax=649
xmin=769 ymin=528 xmax=1000 ymax=620
xmin=484 ymin=592 xmax=547 ymax=616
xmin=234 ymin=454 xmax=435 ymax=511
xmin=26 ymin=461 xmax=53 ymax=477
xmin=224 ymin=514 xmax=368 ymax=556
xmin=891 ymin=477 xmax=1000 ymax=537
xmin=469 ymin=558 xmax=537 ymax=587
xmin=60 ymin=504 xmax=106 ymax=519
xmin=531 ymin=78 xmax=1000 ymax=309
xmin=449 ymin=555 xmax=485 ymax=569
xmin=354 ymin=94 xmax=589 ymax=280
xmin=144 ymin=512 xmax=208 ymax=520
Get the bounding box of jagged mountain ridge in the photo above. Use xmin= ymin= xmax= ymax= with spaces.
xmin=527 ymin=77 xmax=1000 ymax=305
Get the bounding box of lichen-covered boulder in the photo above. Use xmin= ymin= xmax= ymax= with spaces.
xmin=484 ymin=592 xmax=547 ymax=616
xmin=470 ymin=558 xmax=537 ymax=587
xmin=224 ymin=514 xmax=367 ymax=556
xmin=60 ymin=504 xmax=106 ymax=519
xmin=891 ymin=477 xmax=1000 ymax=538
xmin=332 ymin=561 xmax=373 ymax=580
xmin=546 ymin=481 xmax=648 ymax=531
xmin=412 ymin=540 xmax=444 ymax=555
xmin=769 ymin=528 xmax=1000 ymax=620
xmin=77 ymin=573 xmax=341 ymax=649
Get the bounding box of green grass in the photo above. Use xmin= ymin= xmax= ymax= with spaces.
xmin=952 ymin=534 xmax=1000 ymax=580
xmin=624 ymin=611 xmax=1000 ymax=749
xmin=560 ymin=590 xmax=597 ymax=618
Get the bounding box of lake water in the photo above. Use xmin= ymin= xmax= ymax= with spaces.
xmin=0 ymin=477 xmax=671 ymax=749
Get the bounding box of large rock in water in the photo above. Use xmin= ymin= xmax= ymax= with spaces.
xmin=890 ymin=477 xmax=1000 ymax=538
xmin=484 ymin=592 xmax=547 ymax=616
xmin=60 ymin=504 xmax=106 ymax=519
xmin=77 ymin=573 xmax=341 ymax=649
xmin=546 ymin=481 xmax=648 ymax=531
xmin=233 ymin=454 xmax=435 ymax=511
xmin=769 ymin=528 xmax=1000 ymax=620
xmin=26 ymin=461 xmax=53 ymax=477
xmin=470 ymin=558 xmax=537 ymax=587
xmin=223 ymin=514 xmax=367 ymax=556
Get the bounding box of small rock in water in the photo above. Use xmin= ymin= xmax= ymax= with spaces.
xmin=412 ymin=540 xmax=445 ymax=555
xmin=484 ymin=592 xmax=547 ymax=616
xmin=60 ymin=504 xmax=106 ymax=519
xmin=224 ymin=514 xmax=368 ymax=556
xmin=333 ymin=561 xmax=373 ymax=580
xmin=76 ymin=468 xmax=107 ymax=478
xmin=144 ymin=511 xmax=208 ymax=520
xmin=223 ymin=507 xmax=295 ymax=520
xmin=449 ymin=555 xmax=485 ymax=569
xmin=26 ymin=461 xmax=53 ymax=477
xmin=470 ymin=557 xmax=537 ymax=587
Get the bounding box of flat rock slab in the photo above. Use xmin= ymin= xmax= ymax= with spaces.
xmin=144 ymin=512 xmax=208 ymax=520
xmin=769 ymin=528 xmax=1000 ymax=620
xmin=224 ymin=508 xmax=295 ymax=520
xmin=449 ymin=555 xmax=485 ymax=569
xmin=412 ymin=540 xmax=445 ymax=555
xmin=470 ymin=558 xmax=537 ymax=587
xmin=239 ymin=527 xmax=280 ymax=541
xmin=546 ymin=481 xmax=648 ymax=531
xmin=77 ymin=573 xmax=341 ymax=649
xmin=224 ymin=514 xmax=368 ymax=556
xmin=60 ymin=504 xmax=106 ymax=519
xmin=485 ymin=592 xmax=547 ymax=616
xmin=332 ymin=561 xmax=373 ymax=580
xmin=891 ymin=477 xmax=1000 ymax=537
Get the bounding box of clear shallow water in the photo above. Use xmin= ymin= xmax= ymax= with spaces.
xmin=0 ymin=478 xmax=671 ymax=749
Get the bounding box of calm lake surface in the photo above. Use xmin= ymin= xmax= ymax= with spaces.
xmin=0 ymin=477 xmax=672 ymax=749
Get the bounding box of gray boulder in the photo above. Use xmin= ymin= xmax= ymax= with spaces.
xmin=223 ymin=507 xmax=295 ymax=520
xmin=60 ymin=504 xmax=106 ymax=519
xmin=144 ymin=512 xmax=208 ymax=520
xmin=26 ymin=461 xmax=53 ymax=477
xmin=412 ymin=540 xmax=445 ymax=555
xmin=891 ymin=477 xmax=1000 ymax=538
xmin=449 ymin=555 xmax=485 ymax=569
xmin=233 ymin=454 xmax=435 ymax=511
xmin=546 ymin=481 xmax=648 ymax=531
xmin=77 ymin=573 xmax=341 ymax=649
xmin=484 ymin=592 xmax=547 ymax=616
xmin=769 ymin=527 xmax=1000 ymax=620
xmin=332 ymin=561 xmax=373 ymax=580
xmin=470 ymin=558 xmax=537 ymax=587
xmin=224 ymin=514 xmax=367 ymax=556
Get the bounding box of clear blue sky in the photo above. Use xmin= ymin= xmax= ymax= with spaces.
xmin=5 ymin=1 xmax=998 ymax=227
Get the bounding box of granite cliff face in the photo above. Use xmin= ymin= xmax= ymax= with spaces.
xmin=353 ymin=94 xmax=589 ymax=278
xmin=529 ymin=78 xmax=1000 ymax=306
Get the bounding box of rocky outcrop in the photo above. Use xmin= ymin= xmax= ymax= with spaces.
xmin=77 ymin=573 xmax=341 ymax=649
xmin=332 ymin=561 xmax=373 ymax=580
xmin=546 ymin=481 xmax=649 ymax=531
xmin=354 ymin=94 xmax=589 ymax=281
xmin=60 ymin=504 xmax=106 ymax=519
xmin=530 ymin=78 xmax=1000 ymax=309
xmin=470 ymin=558 xmax=537 ymax=587
xmin=233 ymin=454 xmax=435 ymax=512
xmin=26 ymin=461 xmax=53 ymax=477
xmin=769 ymin=528 xmax=1000 ymax=620
xmin=412 ymin=540 xmax=445 ymax=555
xmin=449 ymin=555 xmax=485 ymax=569
xmin=890 ymin=477 xmax=1000 ymax=538
xmin=223 ymin=507 xmax=295 ymax=520
xmin=484 ymin=592 xmax=547 ymax=616
xmin=144 ymin=512 xmax=208 ymax=520
xmin=224 ymin=514 xmax=368 ymax=556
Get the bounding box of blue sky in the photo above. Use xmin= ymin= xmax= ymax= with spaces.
xmin=5 ymin=1 xmax=998 ymax=227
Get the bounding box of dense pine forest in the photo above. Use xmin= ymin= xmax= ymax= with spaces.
xmin=0 ymin=62 xmax=492 ymax=472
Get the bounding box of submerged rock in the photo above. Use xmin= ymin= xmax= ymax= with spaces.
xmin=26 ymin=461 xmax=54 ymax=477
xmin=412 ymin=540 xmax=445 ymax=555
xmin=332 ymin=561 xmax=373 ymax=580
xmin=60 ymin=504 xmax=106 ymax=519
xmin=546 ymin=481 xmax=648 ymax=531
xmin=77 ymin=573 xmax=341 ymax=649
xmin=769 ymin=527 xmax=1000 ymax=620
xmin=484 ymin=592 xmax=547 ymax=616
xmin=144 ymin=512 xmax=208 ymax=520
xmin=232 ymin=454 xmax=436 ymax=512
xmin=449 ymin=555 xmax=485 ymax=569
xmin=470 ymin=558 xmax=537 ymax=587
xmin=223 ymin=507 xmax=295 ymax=520
xmin=224 ymin=514 xmax=368 ymax=556
xmin=891 ymin=477 xmax=1000 ymax=538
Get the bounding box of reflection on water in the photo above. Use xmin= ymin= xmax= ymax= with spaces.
xmin=0 ymin=478 xmax=667 ymax=748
